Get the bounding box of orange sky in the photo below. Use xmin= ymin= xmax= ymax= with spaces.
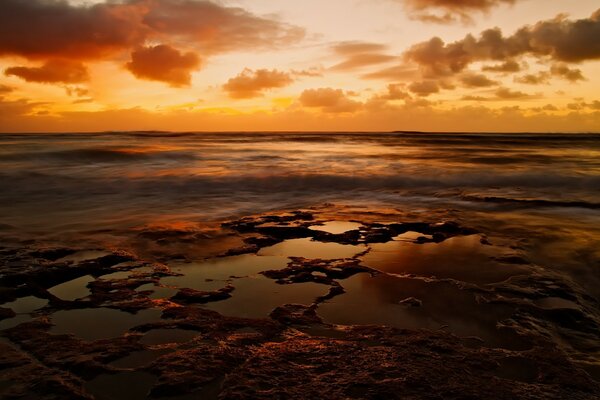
xmin=0 ymin=0 xmax=599 ymax=132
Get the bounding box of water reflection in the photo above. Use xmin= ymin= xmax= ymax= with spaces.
xmin=203 ymin=276 xmax=327 ymax=319
xmin=309 ymin=221 xmax=362 ymax=234
xmin=0 ymin=296 xmax=48 ymax=330
xmin=258 ymin=238 xmax=366 ymax=259
xmin=51 ymin=308 xmax=162 ymax=340
xmin=362 ymin=235 xmax=530 ymax=284
xmin=317 ymin=273 xmax=528 ymax=349
xmin=161 ymin=254 xmax=289 ymax=290
xmin=48 ymin=275 xmax=94 ymax=301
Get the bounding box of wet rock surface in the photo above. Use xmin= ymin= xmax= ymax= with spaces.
xmin=1 ymin=207 xmax=599 ymax=399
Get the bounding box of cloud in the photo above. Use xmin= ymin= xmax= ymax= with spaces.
xmin=380 ymin=84 xmax=412 ymax=100
xmin=550 ymin=63 xmax=585 ymax=82
xmin=299 ymin=88 xmax=362 ymax=113
xmin=513 ymin=63 xmax=584 ymax=85
xmin=0 ymin=97 xmax=44 ymax=118
xmin=223 ymin=69 xmax=293 ymax=99
xmin=514 ymin=72 xmax=550 ymax=85
xmin=461 ymin=87 xmax=536 ymax=101
xmin=329 ymin=41 xmax=396 ymax=71
xmin=333 ymin=42 xmax=388 ymax=55
xmin=0 ymin=0 xmax=145 ymax=60
xmin=404 ymin=9 xmax=600 ymax=77
xmin=0 ymin=0 xmax=303 ymax=60
xmin=141 ymin=0 xmax=304 ymax=54
xmin=403 ymin=0 xmax=517 ymax=24
xmin=459 ymin=72 xmax=498 ymax=87
xmin=331 ymin=54 xmax=397 ymax=71
xmin=361 ymin=65 xmax=420 ymax=81
xmin=408 ymin=80 xmax=440 ymax=96
xmin=5 ymin=60 xmax=89 ymax=84
xmin=0 ymin=85 xmax=13 ymax=94
xmin=495 ymin=88 xmax=534 ymax=99
xmin=125 ymin=45 xmax=200 ymax=87
xmin=291 ymin=68 xmax=324 ymax=78
xmin=482 ymin=60 xmax=521 ymax=73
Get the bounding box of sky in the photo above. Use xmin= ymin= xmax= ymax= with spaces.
xmin=0 ymin=0 xmax=599 ymax=132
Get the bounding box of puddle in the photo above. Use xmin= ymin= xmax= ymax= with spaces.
xmin=140 ymin=329 xmax=198 ymax=346
xmin=137 ymin=283 xmax=178 ymax=299
xmin=258 ymin=238 xmax=366 ymax=259
xmin=161 ymin=254 xmax=289 ymax=291
xmin=85 ymin=371 xmax=156 ymax=400
xmin=48 ymin=275 xmax=94 ymax=301
xmin=534 ymin=297 xmax=580 ymax=310
xmin=1 ymin=296 xmax=48 ymax=314
xmin=361 ymin=235 xmax=529 ymax=284
xmin=110 ymin=348 xmax=172 ymax=369
xmin=50 ymin=308 xmax=162 ymax=340
xmin=317 ymin=273 xmax=528 ymax=350
xmin=309 ymin=221 xmax=362 ymax=234
xmin=57 ymin=250 xmax=110 ymax=263
xmin=394 ymin=231 xmax=433 ymax=241
xmin=0 ymin=296 xmax=48 ymax=330
xmin=0 ymin=314 xmax=32 ymax=330
xmin=203 ymin=276 xmax=327 ymax=319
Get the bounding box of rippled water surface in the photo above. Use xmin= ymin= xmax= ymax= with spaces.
xmin=0 ymin=132 xmax=598 ymax=235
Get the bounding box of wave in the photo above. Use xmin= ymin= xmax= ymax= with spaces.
xmin=0 ymin=147 xmax=199 ymax=163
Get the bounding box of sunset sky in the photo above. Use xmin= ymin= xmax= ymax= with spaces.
xmin=1 ymin=0 xmax=599 ymax=132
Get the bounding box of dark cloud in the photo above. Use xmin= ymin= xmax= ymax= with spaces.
xmin=0 ymin=0 xmax=303 ymax=61
xmin=482 ymin=60 xmax=521 ymax=73
xmin=495 ymin=88 xmax=534 ymax=99
xmin=0 ymin=0 xmax=304 ymax=87
xmin=299 ymin=88 xmax=362 ymax=113
xmin=550 ymin=63 xmax=585 ymax=82
xmin=223 ymin=69 xmax=293 ymax=99
xmin=403 ymin=0 xmax=517 ymax=24
xmin=404 ymin=9 xmax=600 ymax=77
xmin=0 ymin=0 xmax=145 ymax=60
xmin=460 ymin=72 xmax=498 ymax=87
xmin=381 ymin=84 xmax=412 ymax=100
xmin=408 ymin=80 xmax=440 ymax=96
xmin=126 ymin=45 xmax=200 ymax=87
xmin=5 ymin=60 xmax=89 ymax=84
xmin=141 ymin=0 xmax=304 ymax=54
xmin=514 ymin=72 xmax=550 ymax=85
xmin=0 ymin=85 xmax=13 ymax=94
xmin=0 ymin=97 xmax=43 ymax=117
xmin=462 ymin=88 xmax=536 ymax=101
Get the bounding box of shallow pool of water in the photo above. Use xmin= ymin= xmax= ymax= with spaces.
xmin=317 ymin=273 xmax=528 ymax=349
xmin=309 ymin=221 xmax=362 ymax=234
xmin=258 ymin=238 xmax=366 ymax=259
xmin=361 ymin=235 xmax=529 ymax=284
xmin=48 ymin=275 xmax=94 ymax=301
xmin=203 ymin=276 xmax=328 ymax=319
xmin=51 ymin=308 xmax=162 ymax=340
xmin=161 ymin=254 xmax=289 ymax=291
